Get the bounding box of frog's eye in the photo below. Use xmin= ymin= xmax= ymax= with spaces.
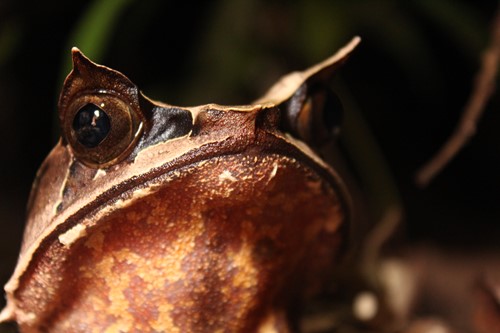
xmin=72 ymin=103 xmax=110 ymax=148
xmin=282 ymin=83 xmax=343 ymax=147
xmin=64 ymin=93 xmax=143 ymax=167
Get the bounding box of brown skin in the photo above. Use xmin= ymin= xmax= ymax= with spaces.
xmin=23 ymin=154 xmax=344 ymax=332
xmin=1 ymin=38 xmax=360 ymax=332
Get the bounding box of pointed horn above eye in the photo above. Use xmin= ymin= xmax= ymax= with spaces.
xmin=70 ymin=47 xmax=95 ymax=74
xmin=254 ymin=36 xmax=361 ymax=106
xmin=61 ymin=47 xmax=137 ymax=97
xmin=58 ymin=47 xmax=145 ymax=126
xmin=71 ymin=47 xmax=84 ymax=63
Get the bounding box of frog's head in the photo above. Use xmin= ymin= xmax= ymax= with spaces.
xmin=2 ymin=37 xmax=359 ymax=332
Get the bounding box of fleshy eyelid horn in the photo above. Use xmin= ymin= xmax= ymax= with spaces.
xmin=255 ymin=37 xmax=361 ymax=147
xmin=59 ymin=48 xmax=142 ymax=123
xmin=57 ymin=48 xmax=151 ymax=167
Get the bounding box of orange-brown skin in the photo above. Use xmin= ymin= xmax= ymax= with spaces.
xmin=20 ymin=155 xmax=344 ymax=332
xmin=1 ymin=38 xmax=360 ymax=332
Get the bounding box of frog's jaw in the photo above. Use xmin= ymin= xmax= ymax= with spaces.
xmin=9 ymin=152 xmax=345 ymax=332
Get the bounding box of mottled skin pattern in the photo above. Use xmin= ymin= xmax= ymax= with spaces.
xmin=21 ymin=155 xmax=342 ymax=332
xmin=1 ymin=38 xmax=360 ymax=332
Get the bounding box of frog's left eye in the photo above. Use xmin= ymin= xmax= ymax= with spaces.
xmin=282 ymin=83 xmax=343 ymax=147
xmin=63 ymin=94 xmax=143 ymax=167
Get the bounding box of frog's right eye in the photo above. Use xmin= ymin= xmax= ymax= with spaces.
xmin=57 ymin=48 xmax=147 ymax=168
xmin=72 ymin=103 xmax=111 ymax=148
xmin=63 ymin=93 xmax=143 ymax=168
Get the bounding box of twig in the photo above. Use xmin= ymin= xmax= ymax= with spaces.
xmin=416 ymin=8 xmax=500 ymax=187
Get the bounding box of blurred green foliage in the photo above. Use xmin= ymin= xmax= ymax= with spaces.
xmin=58 ymin=0 xmax=135 ymax=84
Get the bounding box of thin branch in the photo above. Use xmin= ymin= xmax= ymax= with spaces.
xmin=416 ymin=8 xmax=500 ymax=187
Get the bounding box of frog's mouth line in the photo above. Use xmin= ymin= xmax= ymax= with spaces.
xmin=78 ymin=131 xmax=351 ymax=232
xmin=6 ymin=131 xmax=351 ymax=308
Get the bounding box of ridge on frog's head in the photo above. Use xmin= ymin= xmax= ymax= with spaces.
xmin=60 ymin=48 xmax=194 ymax=167
xmin=2 ymin=37 xmax=360 ymax=333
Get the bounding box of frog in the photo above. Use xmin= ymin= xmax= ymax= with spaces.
xmin=0 ymin=37 xmax=360 ymax=333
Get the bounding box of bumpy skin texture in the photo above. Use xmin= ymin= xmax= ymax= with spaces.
xmin=1 ymin=38 xmax=360 ymax=332
xmin=19 ymin=154 xmax=343 ymax=332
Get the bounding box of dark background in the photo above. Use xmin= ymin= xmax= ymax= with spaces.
xmin=0 ymin=0 xmax=498 ymax=330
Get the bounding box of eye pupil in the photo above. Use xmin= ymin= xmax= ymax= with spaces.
xmin=72 ymin=103 xmax=111 ymax=148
